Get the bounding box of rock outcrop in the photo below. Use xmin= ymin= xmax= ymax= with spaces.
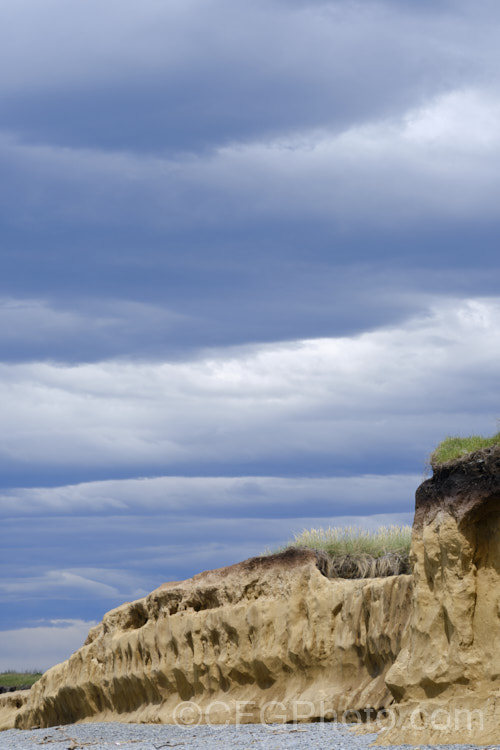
xmin=0 ymin=690 xmax=29 ymax=732
xmin=380 ymin=445 xmax=500 ymax=744
xmin=0 ymin=548 xmax=412 ymax=731
xmin=4 ymin=445 xmax=500 ymax=744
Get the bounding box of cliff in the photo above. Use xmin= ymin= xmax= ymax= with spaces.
xmin=380 ymin=445 xmax=500 ymax=744
xmin=1 ymin=548 xmax=412 ymax=730
xmin=4 ymin=445 xmax=500 ymax=744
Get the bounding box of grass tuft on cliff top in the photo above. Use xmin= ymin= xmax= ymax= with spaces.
xmin=285 ymin=525 xmax=412 ymax=558
xmin=273 ymin=525 xmax=412 ymax=579
xmin=430 ymin=432 xmax=500 ymax=466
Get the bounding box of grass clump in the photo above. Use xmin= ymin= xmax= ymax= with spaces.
xmin=279 ymin=525 xmax=412 ymax=579
xmin=0 ymin=671 xmax=42 ymax=688
xmin=288 ymin=525 xmax=412 ymax=557
xmin=430 ymin=432 xmax=500 ymax=467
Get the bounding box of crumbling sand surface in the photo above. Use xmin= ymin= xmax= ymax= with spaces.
xmin=0 ymin=548 xmax=411 ymax=731
xmin=4 ymin=445 xmax=500 ymax=746
xmin=378 ymin=445 xmax=500 ymax=745
xmin=0 ymin=690 xmax=28 ymax=732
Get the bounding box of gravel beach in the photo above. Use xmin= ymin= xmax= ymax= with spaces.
xmin=0 ymin=723 xmax=498 ymax=750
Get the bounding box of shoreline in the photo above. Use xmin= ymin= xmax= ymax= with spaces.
xmin=0 ymin=721 xmax=497 ymax=750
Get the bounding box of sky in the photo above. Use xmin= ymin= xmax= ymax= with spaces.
xmin=2 ymin=0 xmax=500 ymax=671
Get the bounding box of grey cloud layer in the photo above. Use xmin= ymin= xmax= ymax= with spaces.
xmin=3 ymin=88 xmax=500 ymax=230
xmin=2 ymin=0 xmax=500 ymax=232
xmin=2 ymin=0 xmax=500 ymax=369
xmin=0 ymin=0 xmax=487 ymax=151
xmin=0 ymin=298 xmax=498 ymax=481
xmin=0 ymin=474 xmax=419 ymax=518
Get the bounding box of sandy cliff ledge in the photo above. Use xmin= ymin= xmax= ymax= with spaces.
xmin=1 ymin=548 xmax=412 ymax=730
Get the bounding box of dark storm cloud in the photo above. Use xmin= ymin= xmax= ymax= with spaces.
xmin=2 ymin=130 xmax=500 ymax=365
xmin=0 ymin=0 xmax=484 ymax=154
xmin=0 ymin=264 xmax=428 ymax=364
xmin=0 ymin=0 xmax=499 ymax=368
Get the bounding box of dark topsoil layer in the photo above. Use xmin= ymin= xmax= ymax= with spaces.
xmin=416 ymin=444 xmax=500 ymax=530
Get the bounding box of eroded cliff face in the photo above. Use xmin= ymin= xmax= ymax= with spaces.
xmin=5 ymin=446 xmax=500 ymax=743
xmin=381 ymin=445 xmax=500 ymax=744
xmin=0 ymin=691 xmax=29 ymax=732
xmin=1 ymin=548 xmax=412 ymax=731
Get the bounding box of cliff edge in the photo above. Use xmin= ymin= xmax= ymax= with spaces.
xmin=382 ymin=444 xmax=500 ymax=744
